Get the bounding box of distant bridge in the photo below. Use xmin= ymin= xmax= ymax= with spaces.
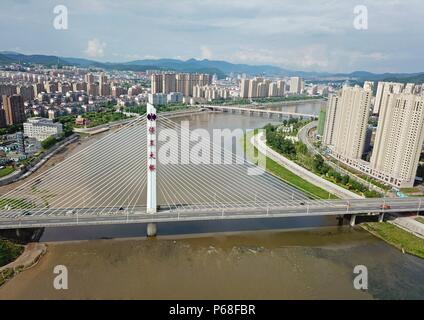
xmin=205 ymin=105 xmax=317 ymax=119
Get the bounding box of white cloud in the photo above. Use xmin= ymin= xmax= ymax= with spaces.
xmin=85 ymin=38 xmax=106 ymax=58
xmin=200 ymin=46 xmax=213 ymax=60
xmin=229 ymin=45 xmax=389 ymax=72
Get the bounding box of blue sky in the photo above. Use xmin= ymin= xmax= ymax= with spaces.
xmin=1 ymin=0 xmax=423 ymax=73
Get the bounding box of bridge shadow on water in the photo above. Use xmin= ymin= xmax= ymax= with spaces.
xmin=0 ymin=215 xmax=351 ymax=243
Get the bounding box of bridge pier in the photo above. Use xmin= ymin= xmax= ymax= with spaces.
xmin=349 ymin=214 xmax=356 ymax=227
xmin=147 ymin=223 xmax=157 ymax=237
xmin=378 ymin=212 xmax=385 ymax=223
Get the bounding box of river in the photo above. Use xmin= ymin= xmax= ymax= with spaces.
xmin=1 ymin=100 xmax=423 ymax=299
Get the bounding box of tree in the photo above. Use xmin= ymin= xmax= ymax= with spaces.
xmin=295 ymin=142 xmax=308 ymax=155
xmin=280 ymin=139 xmax=296 ymax=158
xmin=312 ymin=154 xmax=325 ymax=174
xmin=41 ymin=136 xmax=58 ymax=150
xmin=341 ymin=175 xmax=350 ymax=185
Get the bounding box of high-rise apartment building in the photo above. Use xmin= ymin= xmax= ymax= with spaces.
xmin=373 ymin=81 xmax=404 ymax=114
xmin=323 ymin=85 xmax=372 ymax=161
xmin=58 ymin=82 xmax=71 ymax=94
xmin=323 ymin=94 xmax=340 ymax=146
xmin=112 ymin=86 xmax=126 ymax=97
xmin=151 ymin=73 xmax=211 ymax=97
xmin=85 ymin=73 xmax=95 ymax=84
xmin=0 ymin=84 xmax=17 ymax=97
xmin=247 ymin=78 xmax=258 ymax=98
xmin=240 ymin=78 xmax=285 ymax=98
xmin=73 ymin=82 xmax=87 ymax=92
xmin=257 ymin=81 xmax=269 ymax=98
xmin=240 ymin=79 xmax=250 ymax=98
xmin=17 ymin=85 xmax=34 ymax=101
xmin=0 ymin=109 xmax=6 ymax=128
xmin=99 ymin=73 xmax=110 ymax=96
xmin=268 ymin=82 xmax=279 ymax=97
xmin=370 ymin=93 xmax=424 ymax=188
xmin=277 ymin=80 xmax=285 ymax=96
xmin=163 ymin=73 xmax=176 ymax=94
xmin=32 ymin=83 xmax=45 ymax=97
xmin=2 ymin=94 xmax=26 ymax=125
xmin=289 ymin=77 xmax=303 ymax=94
xmin=44 ymin=81 xmax=58 ymax=94
xmin=87 ymin=83 xmax=99 ymax=96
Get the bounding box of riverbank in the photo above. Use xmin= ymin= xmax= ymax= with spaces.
xmin=0 ymin=241 xmax=46 ymax=287
xmin=253 ymin=132 xmax=360 ymax=199
xmin=361 ymin=222 xmax=424 ymax=259
xmin=242 ymin=130 xmax=336 ymax=199
xmin=0 ymin=240 xmax=23 ymax=267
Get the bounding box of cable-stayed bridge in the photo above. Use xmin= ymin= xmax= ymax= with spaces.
xmin=0 ymin=104 xmax=422 ymax=233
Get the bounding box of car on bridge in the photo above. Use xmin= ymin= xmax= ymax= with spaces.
xmin=380 ymin=204 xmax=391 ymax=210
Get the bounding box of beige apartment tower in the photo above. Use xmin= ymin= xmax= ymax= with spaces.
xmin=370 ymin=93 xmax=424 ymax=188
xmin=323 ymin=85 xmax=372 ymax=161
xmin=289 ymin=77 xmax=303 ymax=94
xmin=373 ymin=81 xmax=404 ymax=114
xmin=323 ymin=94 xmax=340 ymax=146
xmin=151 ymin=74 xmax=163 ymax=94
xmin=240 ymin=79 xmax=249 ymax=98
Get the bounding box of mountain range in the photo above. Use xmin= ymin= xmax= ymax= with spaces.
xmin=1 ymin=51 xmax=424 ymax=83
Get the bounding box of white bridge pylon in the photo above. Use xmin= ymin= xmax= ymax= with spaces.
xmin=146 ymin=103 xmax=157 ymax=214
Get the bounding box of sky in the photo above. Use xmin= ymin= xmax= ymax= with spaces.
xmin=1 ymin=0 xmax=423 ymax=73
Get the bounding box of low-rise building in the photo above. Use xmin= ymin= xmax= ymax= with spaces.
xmin=148 ymin=93 xmax=167 ymax=106
xmin=23 ymin=117 xmax=63 ymax=141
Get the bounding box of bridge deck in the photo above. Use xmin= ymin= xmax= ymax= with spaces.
xmin=0 ymin=198 xmax=422 ymax=229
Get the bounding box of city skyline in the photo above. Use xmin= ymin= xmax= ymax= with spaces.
xmin=2 ymin=0 xmax=424 ymax=73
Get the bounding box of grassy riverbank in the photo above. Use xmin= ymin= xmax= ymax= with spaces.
xmin=361 ymin=222 xmax=424 ymax=259
xmin=0 ymin=166 xmax=15 ymax=178
xmin=242 ymin=130 xmax=337 ymax=200
xmin=0 ymin=240 xmax=23 ymax=267
xmin=416 ymin=217 xmax=424 ymax=224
